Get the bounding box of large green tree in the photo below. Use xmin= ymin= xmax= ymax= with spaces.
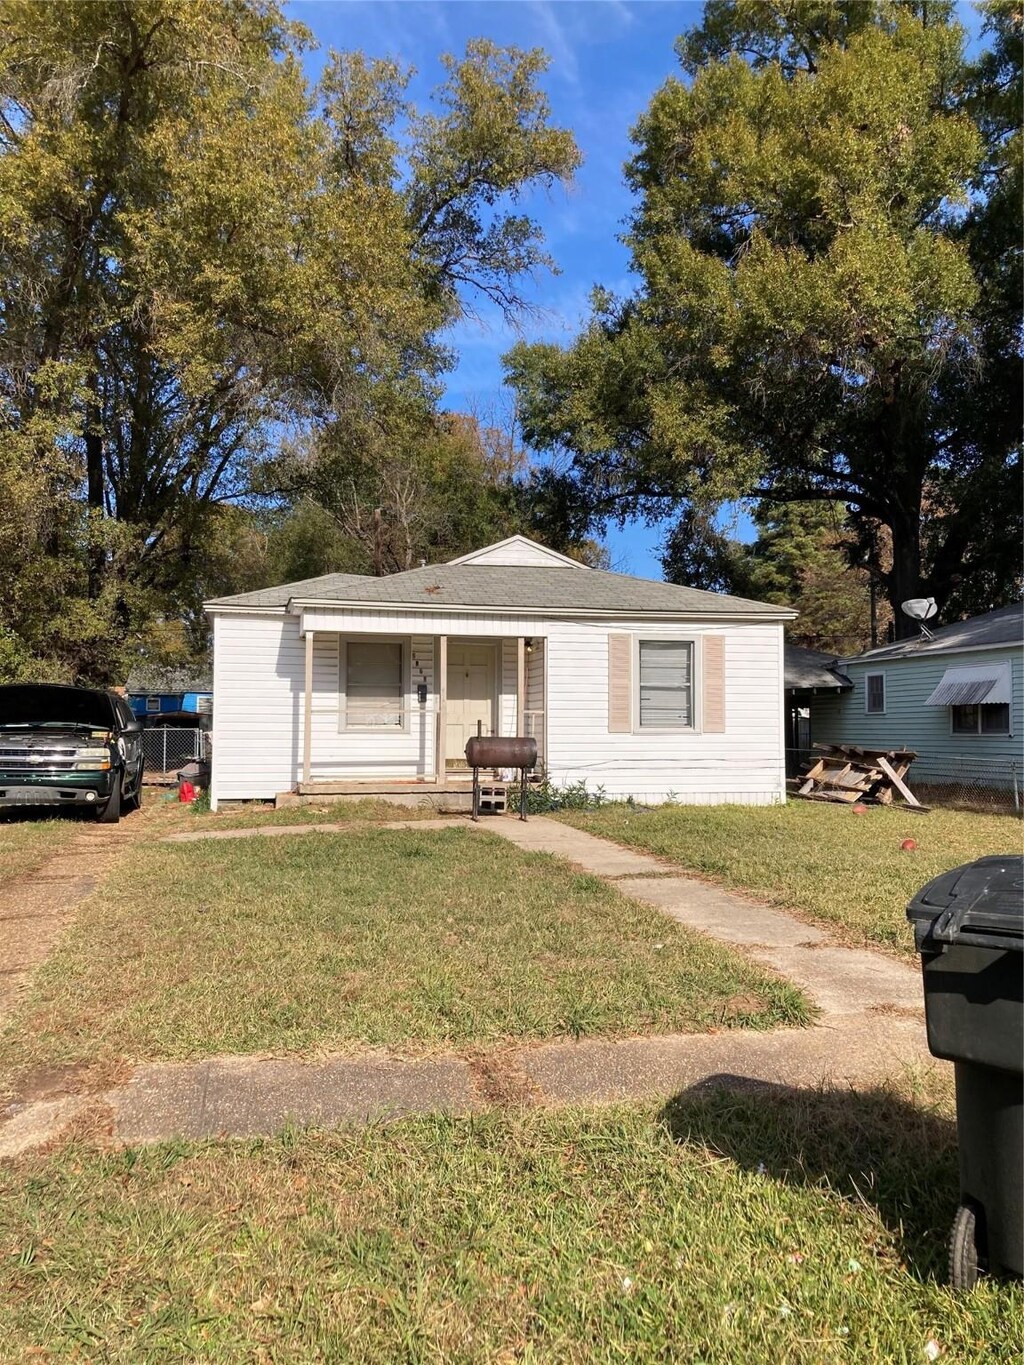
xmin=507 ymin=0 xmax=1022 ymax=635
xmin=0 ymin=1 xmax=578 ymax=681
xmin=663 ymin=501 xmax=889 ymax=654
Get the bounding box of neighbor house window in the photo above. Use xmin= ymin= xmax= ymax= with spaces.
xmin=196 ymin=696 xmax=212 ymax=715
xmin=952 ymin=703 xmax=1011 ymax=736
xmin=638 ymin=639 xmax=694 ymax=729
xmin=344 ymin=641 xmax=403 ymax=728
xmin=865 ymin=673 xmax=886 ymax=714
xmin=146 ymin=696 xmax=161 ymax=713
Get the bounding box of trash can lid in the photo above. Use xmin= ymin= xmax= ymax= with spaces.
xmin=907 ymin=855 xmax=1024 ymax=951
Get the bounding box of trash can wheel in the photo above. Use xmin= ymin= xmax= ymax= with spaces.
xmin=949 ymin=1203 xmax=980 ymax=1290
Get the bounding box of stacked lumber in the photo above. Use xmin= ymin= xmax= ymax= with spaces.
xmin=797 ymin=743 xmax=926 ymax=810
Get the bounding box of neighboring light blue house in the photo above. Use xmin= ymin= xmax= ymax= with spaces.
xmin=810 ymin=604 xmax=1023 ymax=793
xmin=126 ymin=666 xmax=213 ymax=722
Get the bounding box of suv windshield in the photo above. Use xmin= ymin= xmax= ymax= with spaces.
xmin=0 ymin=685 xmax=116 ymax=730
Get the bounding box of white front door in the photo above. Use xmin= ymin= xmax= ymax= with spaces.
xmin=446 ymin=643 xmax=496 ymax=762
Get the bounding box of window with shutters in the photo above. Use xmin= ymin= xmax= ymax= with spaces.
xmin=343 ymin=640 xmax=404 ymax=728
xmin=637 ymin=640 xmax=694 ymax=730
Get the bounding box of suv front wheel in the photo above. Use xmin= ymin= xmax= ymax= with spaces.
xmin=97 ymin=781 xmax=121 ymax=824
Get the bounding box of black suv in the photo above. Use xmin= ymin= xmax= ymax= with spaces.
xmin=0 ymin=684 xmax=145 ymax=823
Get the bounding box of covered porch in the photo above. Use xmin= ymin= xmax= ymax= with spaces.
xmin=297 ymin=629 xmax=546 ymax=795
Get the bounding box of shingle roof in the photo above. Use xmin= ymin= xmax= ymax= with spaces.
xmin=845 ymin=603 xmax=1023 ymax=663
xmin=784 ymin=643 xmax=852 ymax=692
xmin=205 ymin=562 xmax=792 ymax=618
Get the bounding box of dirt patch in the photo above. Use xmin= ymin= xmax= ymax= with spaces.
xmin=869 ymin=1002 xmax=925 ymax=1020
xmin=36 ymin=1096 xmax=117 ymax=1156
xmin=0 ymin=807 xmax=156 ymax=1025
xmin=12 ymin=1057 xmax=135 ymax=1105
xmin=464 ymin=1048 xmax=540 ymax=1108
xmin=719 ymin=993 xmax=767 ymax=1022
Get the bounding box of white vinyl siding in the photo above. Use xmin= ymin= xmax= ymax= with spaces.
xmin=211 ymin=608 xmax=787 ymax=806
xmin=343 ymin=640 xmax=403 ymax=728
xmin=638 ymin=639 xmax=694 ymax=730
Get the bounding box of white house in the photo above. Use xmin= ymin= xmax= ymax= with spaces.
xmin=203 ymin=536 xmax=796 ymax=810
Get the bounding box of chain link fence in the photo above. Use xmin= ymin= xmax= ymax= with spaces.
xmin=787 ymin=748 xmax=1022 ymax=815
xmin=141 ymin=727 xmax=210 ymax=781
xmin=909 ymin=755 xmax=1022 ymax=817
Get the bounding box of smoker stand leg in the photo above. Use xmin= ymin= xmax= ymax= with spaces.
xmin=520 ymin=766 xmax=528 ymax=820
xmin=472 ymin=767 xmax=480 ymax=822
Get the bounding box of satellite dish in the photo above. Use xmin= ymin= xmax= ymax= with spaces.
xmin=901 ymin=597 xmax=937 ymax=622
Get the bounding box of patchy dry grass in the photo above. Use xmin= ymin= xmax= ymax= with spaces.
xmin=556 ymin=802 xmax=1021 ymax=956
xmin=1 ymin=827 xmax=809 ymax=1086
xmin=148 ymin=793 xmax=449 ymax=837
xmin=193 ymin=797 xmax=453 ymax=830
xmin=0 ymin=812 xmax=83 ymax=884
xmin=0 ymin=1073 xmax=1019 ymax=1362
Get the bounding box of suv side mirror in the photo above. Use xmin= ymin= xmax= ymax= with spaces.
xmin=124 ymin=718 xmax=144 ymax=734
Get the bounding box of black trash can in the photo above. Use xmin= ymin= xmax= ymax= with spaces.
xmin=907 ymin=855 xmax=1023 ymax=1289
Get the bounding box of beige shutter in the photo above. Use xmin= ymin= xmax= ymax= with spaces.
xmin=608 ymin=633 xmax=632 ymax=732
xmin=702 ymin=635 xmax=726 ymax=733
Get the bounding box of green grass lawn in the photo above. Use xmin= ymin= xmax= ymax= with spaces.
xmin=555 ymin=802 xmax=1021 ymax=957
xmin=1 ymin=827 xmax=808 ymax=1089
xmin=0 ymin=812 xmax=83 ymax=884
xmin=197 ymin=796 xmax=450 ymax=830
xmin=1 ymin=1077 xmax=1019 ymax=1362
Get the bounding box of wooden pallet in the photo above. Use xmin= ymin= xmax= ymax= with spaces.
xmin=797 ymin=744 xmax=926 ymax=810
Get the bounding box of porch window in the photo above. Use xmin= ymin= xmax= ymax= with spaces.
xmin=638 ymin=639 xmax=694 ymax=729
xmin=344 ymin=641 xmax=403 ymax=728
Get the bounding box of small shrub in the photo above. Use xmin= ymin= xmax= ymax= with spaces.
xmin=512 ymin=778 xmax=607 ymax=814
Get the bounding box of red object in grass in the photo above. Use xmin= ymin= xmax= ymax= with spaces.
xmin=178 ymin=780 xmax=196 ymax=804
xmin=852 ymin=804 xmax=868 ymax=815
xmin=901 ymin=838 xmax=917 ymax=851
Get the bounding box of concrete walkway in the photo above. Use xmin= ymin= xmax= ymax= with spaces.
xmin=480 ymin=817 xmax=923 ymax=1019
xmin=0 ymin=813 xmax=935 ymax=1158
xmin=0 ymin=1012 xmax=931 ymax=1158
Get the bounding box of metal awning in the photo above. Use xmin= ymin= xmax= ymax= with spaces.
xmin=924 ymin=663 xmax=1012 ymax=707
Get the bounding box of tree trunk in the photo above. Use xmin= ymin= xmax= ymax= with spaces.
xmin=884 ymin=507 xmax=924 ymax=639
xmin=85 ymin=374 xmax=105 ymax=600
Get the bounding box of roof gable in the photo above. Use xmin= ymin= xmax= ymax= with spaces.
xmin=446 ymin=535 xmax=586 ymax=569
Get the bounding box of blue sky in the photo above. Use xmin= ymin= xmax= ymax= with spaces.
xmin=289 ymin=0 xmax=699 ymax=575
xmin=289 ymin=0 xmax=982 ymax=577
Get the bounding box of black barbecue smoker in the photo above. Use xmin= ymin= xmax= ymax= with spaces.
xmin=464 ymin=734 xmax=537 ymax=821
xmin=906 ymin=855 xmax=1024 ymax=1290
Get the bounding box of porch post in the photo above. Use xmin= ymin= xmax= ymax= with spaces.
xmin=303 ymin=629 xmax=314 ymax=787
xmin=516 ymin=636 xmax=526 ymax=736
xmin=435 ymin=634 xmax=447 ymax=783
